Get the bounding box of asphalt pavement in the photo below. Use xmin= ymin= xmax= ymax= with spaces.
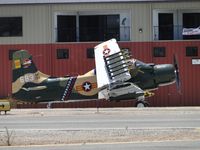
xmin=0 ymin=107 xmax=200 ymax=147
xmin=0 ymin=108 xmax=200 ymax=130
xmin=0 ymin=141 xmax=200 ymax=150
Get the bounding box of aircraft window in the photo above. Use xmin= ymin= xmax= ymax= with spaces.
xmin=153 ymin=47 xmax=166 ymax=57
xmin=0 ymin=17 xmax=22 ymax=37
xmin=186 ymin=46 xmax=198 ymax=57
xmin=57 ymin=49 xmax=69 ymax=59
xmin=87 ymin=48 xmax=94 ymax=58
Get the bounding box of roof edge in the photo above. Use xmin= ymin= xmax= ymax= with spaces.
xmin=0 ymin=0 xmax=196 ymax=5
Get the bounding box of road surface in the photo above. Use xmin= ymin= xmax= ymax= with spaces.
xmin=0 ymin=108 xmax=200 ymax=130
xmin=0 ymin=108 xmax=200 ymax=146
xmin=0 ymin=141 xmax=200 ymax=150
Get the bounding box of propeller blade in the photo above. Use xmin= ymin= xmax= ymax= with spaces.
xmin=173 ymin=54 xmax=181 ymax=93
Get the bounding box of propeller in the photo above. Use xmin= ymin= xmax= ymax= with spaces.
xmin=173 ymin=54 xmax=181 ymax=93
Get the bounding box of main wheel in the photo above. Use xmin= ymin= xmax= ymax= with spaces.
xmin=135 ymin=101 xmax=149 ymax=108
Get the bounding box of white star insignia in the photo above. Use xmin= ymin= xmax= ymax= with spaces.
xmin=103 ymin=48 xmax=110 ymax=56
xmin=83 ymin=82 xmax=91 ymax=92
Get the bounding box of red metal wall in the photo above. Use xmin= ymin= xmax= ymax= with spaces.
xmin=1 ymin=41 xmax=200 ymax=107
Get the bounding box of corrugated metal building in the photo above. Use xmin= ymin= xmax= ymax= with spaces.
xmin=0 ymin=0 xmax=200 ymax=107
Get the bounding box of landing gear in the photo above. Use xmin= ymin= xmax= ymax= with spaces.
xmin=135 ymin=96 xmax=149 ymax=107
xmin=47 ymin=102 xmax=52 ymax=109
xmin=135 ymin=101 xmax=149 ymax=107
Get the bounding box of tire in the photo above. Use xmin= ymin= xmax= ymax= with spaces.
xmin=135 ymin=101 xmax=149 ymax=107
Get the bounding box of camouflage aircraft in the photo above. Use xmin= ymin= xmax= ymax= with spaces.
xmin=12 ymin=39 xmax=180 ymax=107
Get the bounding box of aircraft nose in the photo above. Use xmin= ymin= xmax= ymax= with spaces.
xmin=154 ymin=64 xmax=175 ymax=85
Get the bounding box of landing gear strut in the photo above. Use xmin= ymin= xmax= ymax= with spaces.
xmin=47 ymin=102 xmax=52 ymax=109
xmin=135 ymin=96 xmax=149 ymax=107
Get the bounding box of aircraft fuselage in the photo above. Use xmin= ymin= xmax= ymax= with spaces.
xmin=12 ymin=59 xmax=176 ymax=103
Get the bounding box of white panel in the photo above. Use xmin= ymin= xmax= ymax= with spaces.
xmin=95 ymin=39 xmax=120 ymax=89
xmin=94 ymin=39 xmax=131 ymax=89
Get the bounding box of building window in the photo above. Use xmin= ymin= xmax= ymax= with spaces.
xmin=153 ymin=47 xmax=166 ymax=57
xmin=153 ymin=10 xmax=177 ymax=40
xmin=57 ymin=15 xmax=76 ymax=42
xmin=158 ymin=13 xmax=174 ymax=40
xmin=57 ymin=49 xmax=69 ymax=59
xmin=153 ymin=10 xmax=200 ymax=41
xmin=79 ymin=15 xmax=120 ymax=42
xmin=55 ymin=11 xmax=130 ymax=42
xmin=183 ymin=13 xmax=200 ymax=40
xmin=186 ymin=47 xmax=198 ymax=57
xmin=87 ymin=48 xmax=94 ymax=58
xmin=0 ymin=17 xmax=22 ymax=37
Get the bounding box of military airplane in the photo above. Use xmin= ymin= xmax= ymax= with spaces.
xmin=12 ymin=39 xmax=180 ymax=107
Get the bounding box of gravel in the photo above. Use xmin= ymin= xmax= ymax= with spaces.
xmin=0 ymin=127 xmax=200 ymax=146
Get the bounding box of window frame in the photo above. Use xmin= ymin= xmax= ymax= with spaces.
xmin=153 ymin=9 xmax=200 ymax=41
xmin=54 ymin=12 xmax=78 ymax=42
xmin=54 ymin=10 xmax=131 ymax=42
xmin=79 ymin=14 xmax=120 ymax=42
xmin=153 ymin=10 xmax=178 ymax=41
xmin=57 ymin=49 xmax=69 ymax=59
xmin=0 ymin=16 xmax=23 ymax=37
xmin=86 ymin=48 xmax=95 ymax=59
xmin=186 ymin=46 xmax=198 ymax=57
xmin=153 ymin=47 xmax=166 ymax=57
xmin=178 ymin=9 xmax=200 ymax=40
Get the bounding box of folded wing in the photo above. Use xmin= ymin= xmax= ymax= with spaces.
xmin=94 ymin=39 xmax=144 ymax=100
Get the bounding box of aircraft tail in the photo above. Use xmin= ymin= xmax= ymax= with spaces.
xmin=12 ymin=50 xmax=49 ymax=96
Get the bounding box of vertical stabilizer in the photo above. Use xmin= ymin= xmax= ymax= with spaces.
xmin=12 ymin=50 xmax=49 ymax=96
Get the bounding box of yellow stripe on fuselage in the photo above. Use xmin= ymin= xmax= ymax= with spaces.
xmin=75 ymin=83 xmax=97 ymax=91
